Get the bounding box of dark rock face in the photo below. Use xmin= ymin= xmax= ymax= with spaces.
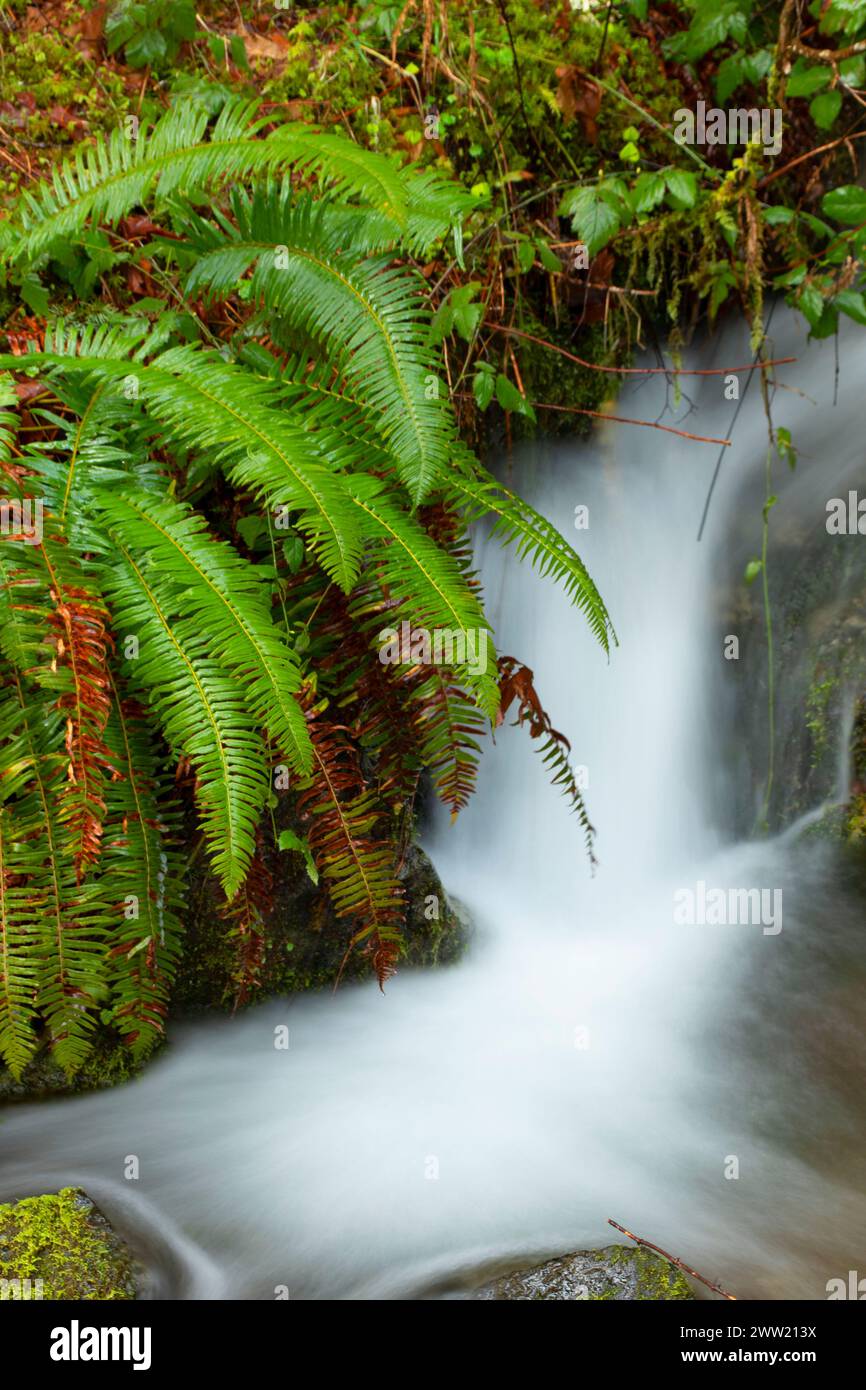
xmin=175 ymin=839 xmax=468 ymax=1010
xmin=0 ymin=831 xmax=466 ymax=1100
xmin=0 ymin=1187 xmax=138 ymax=1300
xmin=472 ymin=1245 xmax=696 ymax=1300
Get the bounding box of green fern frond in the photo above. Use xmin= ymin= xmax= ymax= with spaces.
xmin=99 ymin=545 xmax=269 ymax=899
xmin=443 ymin=460 xmax=617 ymax=655
xmin=94 ymin=487 xmax=312 ymax=775
xmin=1 ymin=335 xmax=365 ymax=591
xmin=0 ymin=802 xmax=42 ymax=1077
xmin=410 ymin=669 xmax=485 ymax=816
xmin=400 ymin=166 xmax=479 ymax=257
xmin=181 ymin=184 xmax=452 ymax=502
xmin=101 ymin=690 xmax=185 ymax=1060
xmin=347 ymin=473 xmax=499 ymax=720
xmin=8 ymin=98 xmax=406 ymax=264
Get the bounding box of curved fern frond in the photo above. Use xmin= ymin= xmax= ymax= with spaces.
xmin=101 ymin=688 xmax=185 ymax=1059
xmin=400 ymin=166 xmax=479 ymax=257
xmin=1 ymin=333 xmax=364 ymax=592
xmin=182 ymin=184 xmax=452 ymax=502
xmin=0 ymin=803 xmax=41 ymax=1077
xmin=443 ymin=460 xmax=617 ymax=655
xmin=298 ymin=696 xmax=404 ymax=985
xmin=347 ymin=473 xmax=499 ymax=720
xmin=410 ymin=670 xmax=486 ymax=816
xmin=94 ymin=487 xmax=312 ymax=775
xmin=99 ymin=546 xmax=269 ymax=899
xmin=8 ymin=98 xmax=406 ymax=264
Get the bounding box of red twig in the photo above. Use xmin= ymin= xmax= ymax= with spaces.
xmin=759 ymin=127 xmax=866 ymax=188
xmin=453 ymin=392 xmax=730 ymax=446
xmin=485 ymin=323 xmax=796 ymax=377
xmin=607 ymin=1219 xmax=737 ymax=1301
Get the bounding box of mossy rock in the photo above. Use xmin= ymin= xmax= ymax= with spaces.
xmin=0 ymin=1032 xmax=145 ymax=1104
xmin=474 ymin=1244 xmax=696 ymax=1301
xmin=0 ymin=1188 xmax=138 ymax=1301
xmin=176 ymin=832 xmax=468 ymax=1011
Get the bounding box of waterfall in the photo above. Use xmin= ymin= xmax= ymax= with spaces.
xmin=2 ymin=308 xmax=865 ymax=1300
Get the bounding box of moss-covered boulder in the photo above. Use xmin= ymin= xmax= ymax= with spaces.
xmin=0 ymin=841 xmax=468 ymax=1100
xmin=474 ymin=1244 xmax=696 ymax=1301
xmin=176 ymin=838 xmax=468 ymax=1010
xmin=0 ymin=1188 xmax=137 ymax=1300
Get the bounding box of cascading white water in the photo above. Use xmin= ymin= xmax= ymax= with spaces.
xmin=3 ymin=309 xmax=866 ymax=1300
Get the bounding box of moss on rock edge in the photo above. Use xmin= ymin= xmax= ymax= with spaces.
xmin=474 ymin=1243 xmax=696 ymax=1300
xmin=0 ymin=1187 xmax=137 ymax=1300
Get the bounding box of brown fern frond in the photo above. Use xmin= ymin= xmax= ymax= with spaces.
xmin=297 ymin=684 xmax=404 ymax=987
xmin=220 ymin=832 xmax=273 ymax=1011
xmin=497 ymin=655 xmax=597 ymax=869
xmin=41 ymin=539 xmax=116 ymax=881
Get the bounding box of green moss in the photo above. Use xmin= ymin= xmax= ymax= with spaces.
xmin=0 ymin=21 xmax=128 ymax=200
xmin=0 ymin=1188 xmax=137 ymax=1300
xmin=618 ymin=1245 xmax=695 ymax=1301
xmin=476 ymin=1242 xmax=696 ymax=1300
xmin=806 ymin=676 xmax=837 ymax=768
xmin=507 ymin=317 xmax=620 ymax=440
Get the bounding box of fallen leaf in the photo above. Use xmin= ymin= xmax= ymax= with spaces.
xmin=13 ymin=379 xmax=47 ymax=403
xmin=556 ymin=66 xmax=601 ymax=143
xmin=243 ymin=32 xmax=289 ymax=61
xmin=79 ymin=2 xmax=105 ymax=42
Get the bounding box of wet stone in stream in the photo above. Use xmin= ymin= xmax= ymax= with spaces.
xmin=473 ymin=1244 xmax=696 ymax=1300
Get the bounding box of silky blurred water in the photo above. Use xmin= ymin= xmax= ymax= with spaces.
xmin=2 ymin=310 xmax=865 ymax=1300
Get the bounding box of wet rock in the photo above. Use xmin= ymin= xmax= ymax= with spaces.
xmin=0 ymin=1035 xmax=142 ymax=1104
xmin=473 ymin=1244 xmax=696 ymax=1300
xmin=176 ymin=837 xmax=468 ymax=1010
xmin=0 ymin=1187 xmax=138 ymax=1300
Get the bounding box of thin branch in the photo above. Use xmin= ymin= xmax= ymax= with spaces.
xmin=607 ymin=1219 xmax=737 ymax=1301
xmin=759 ymin=126 xmax=866 ymax=188
xmin=485 ymin=323 xmax=796 ymax=376
xmin=453 ymin=392 xmax=731 ymax=445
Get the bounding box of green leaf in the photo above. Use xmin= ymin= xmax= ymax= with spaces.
xmin=516 ymin=239 xmax=536 ymax=273
xmin=278 ymin=829 xmax=319 ymax=885
xmin=281 ymin=534 xmax=305 ymax=574
xmin=810 ymin=89 xmax=842 ymax=129
xmin=773 ymin=264 xmax=806 ymax=288
xmin=663 ymin=168 xmax=697 ymax=210
xmin=821 ymin=184 xmax=866 ymax=224
xmin=762 ymin=206 xmax=796 ymax=227
xmin=716 ymin=55 xmax=745 ymax=104
xmin=776 ymin=426 xmax=797 ymax=470
xmin=472 ymin=363 xmax=496 ymax=411
xmin=835 ymin=288 xmax=866 ymax=324
xmin=536 ymin=240 xmax=562 ymax=274
xmin=495 ymin=373 xmax=536 ymax=422
xmin=632 ymin=171 xmax=666 ymax=214
xmin=797 ymin=282 xmax=825 ymax=329
xmin=558 ymin=186 xmax=620 ymax=257
xmin=20 ymin=274 xmax=50 ymax=315
xmin=787 ymin=58 xmax=832 ymax=98
xmin=839 ymin=55 xmax=866 ymax=86
xmin=744 ymin=559 xmax=763 ymax=585
xmin=428 ymin=282 xmax=482 ymax=344
xmin=125 ymin=26 xmax=168 ymax=68
xmin=230 ymin=36 xmax=250 ymax=73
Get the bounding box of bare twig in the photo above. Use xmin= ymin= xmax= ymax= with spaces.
xmin=759 ymin=126 xmax=866 ymax=188
xmin=607 ymin=1219 xmax=737 ymax=1301
xmin=452 ymin=392 xmax=731 ymax=446
xmin=485 ymin=323 xmax=796 ymax=377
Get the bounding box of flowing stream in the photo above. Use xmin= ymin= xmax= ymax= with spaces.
xmin=2 ymin=309 xmax=865 ymax=1300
